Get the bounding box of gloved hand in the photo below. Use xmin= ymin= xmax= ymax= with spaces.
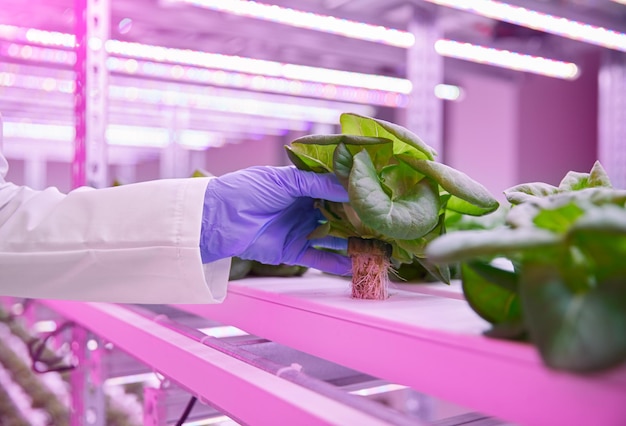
xmin=200 ymin=166 xmax=351 ymax=276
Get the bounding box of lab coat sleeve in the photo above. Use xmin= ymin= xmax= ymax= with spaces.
xmin=0 ymin=152 xmax=231 ymax=304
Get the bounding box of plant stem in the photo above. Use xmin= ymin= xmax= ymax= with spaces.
xmin=348 ymin=237 xmax=392 ymax=300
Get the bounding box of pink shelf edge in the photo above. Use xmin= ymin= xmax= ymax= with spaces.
xmin=174 ymin=272 xmax=626 ymax=426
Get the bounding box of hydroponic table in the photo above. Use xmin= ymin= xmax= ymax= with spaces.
xmin=174 ymin=270 xmax=626 ymax=426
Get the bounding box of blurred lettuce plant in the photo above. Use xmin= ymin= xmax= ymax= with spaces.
xmin=427 ymin=161 xmax=626 ymax=373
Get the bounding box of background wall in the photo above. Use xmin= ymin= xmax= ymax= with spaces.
xmin=444 ymin=69 xmax=520 ymax=201
xmin=517 ymin=51 xmax=599 ymax=186
xmin=443 ymin=52 xmax=599 ymax=200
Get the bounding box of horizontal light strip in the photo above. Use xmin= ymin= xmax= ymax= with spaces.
xmin=2 ymin=121 xmax=224 ymax=149
xmin=182 ymin=415 xmax=237 ymax=426
xmin=349 ymin=383 xmax=408 ymax=396
xmin=105 ymin=40 xmax=412 ymax=93
xmin=106 ymin=57 xmax=407 ymax=106
xmin=0 ymin=69 xmax=376 ymax=123
xmin=104 ymin=372 xmax=161 ymax=387
xmin=198 ymin=326 xmax=248 ymax=338
xmin=0 ymin=38 xmax=409 ymax=105
xmin=611 ymin=0 xmax=626 ymax=5
xmin=169 ymin=0 xmax=414 ymax=47
xmin=0 ymin=25 xmax=412 ymax=94
xmin=424 ymin=0 xmax=626 ymax=52
xmin=435 ymin=39 xmax=580 ymax=80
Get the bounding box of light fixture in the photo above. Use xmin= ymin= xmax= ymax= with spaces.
xmin=2 ymin=121 xmax=225 ymax=149
xmin=0 ymin=67 xmax=377 ymax=123
xmin=105 ymin=40 xmax=412 ymax=94
xmin=198 ymin=325 xmax=248 ymax=338
xmin=3 ymin=121 xmax=75 ymax=142
xmin=434 ymin=83 xmax=463 ymax=101
xmin=1 ymin=25 xmax=413 ymax=94
xmin=0 ymin=35 xmax=410 ymax=105
xmin=104 ymin=372 xmax=162 ymax=387
xmin=349 ymin=383 xmax=408 ymax=396
xmin=611 ymin=0 xmax=626 ymax=4
xmin=423 ymin=0 xmax=626 ymax=52
xmin=105 ymin=56 xmax=408 ymax=106
xmin=166 ymin=0 xmax=414 ymax=48
xmin=435 ymin=39 xmax=580 ymax=80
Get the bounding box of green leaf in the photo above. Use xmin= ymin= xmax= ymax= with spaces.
xmin=445 ymin=196 xmax=497 ymax=216
xmin=520 ymin=262 xmax=626 ymax=372
xmin=532 ymin=202 xmax=584 ymax=233
xmin=316 ymin=201 xmax=358 ymax=238
xmin=333 ymin=142 xmax=353 ymax=189
xmin=559 ymin=171 xmax=590 ymax=191
xmin=395 ymin=213 xmax=446 ymax=258
xmin=348 ymin=150 xmax=440 ymax=240
xmin=229 ymin=257 xmax=254 ymax=281
xmin=505 ymin=202 xmax=542 ymax=228
xmin=503 ymin=182 xmax=560 ymax=205
xmin=397 ymin=155 xmax=499 ymax=215
xmin=340 ymin=113 xmax=436 ymax=160
xmin=390 ymin=259 xmax=429 ymax=282
xmin=342 ymin=137 xmax=394 ymax=170
xmin=343 ymin=203 xmax=380 ymax=238
xmin=380 ymin=162 xmax=423 ymax=200
xmin=285 ymin=145 xmax=333 ymax=173
xmin=308 ymin=221 xmax=330 ymax=239
xmin=588 ymin=161 xmax=612 ymax=188
xmin=390 ymin=243 xmax=414 ymax=264
xmin=462 ymin=262 xmax=522 ymax=324
xmin=426 ymin=228 xmax=561 ymax=264
xmin=567 ymin=205 xmax=626 ymax=282
xmin=331 ymin=137 xmax=393 ymax=188
xmin=465 ymin=260 xmax=518 ymax=292
xmin=288 ymin=134 xmax=385 ymax=173
xmin=415 ymin=256 xmax=451 ymax=284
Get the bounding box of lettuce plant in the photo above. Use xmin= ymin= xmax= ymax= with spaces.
xmin=426 ymin=161 xmax=626 ymax=372
xmin=285 ymin=113 xmax=499 ymax=299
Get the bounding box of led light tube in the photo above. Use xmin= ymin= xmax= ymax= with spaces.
xmin=435 ymin=39 xmax=579 ymax=80
xmin=198 ymin=325 xmax=248 ymax=338
xmin=423 ymin=0 xmax=626 ymax=52
xmin=0 ymin=69 xmax=376 ymax=123
xmin=349 ymin=383 xmax=408 ymax=396
xmin=104 ymin=372 xmax=162 ymax=387
xmin=0 ymin=25 xmax=412 ymax=94
xmin=104 ymin=56 xmax=406 ymax=106
xmin=434 ymin=83 xmax=462 ymax=101
xmin=166 ymin=0 xmax=414 ymax=48
xmin=2 ymin=121 xmax=223 ymax=149
xmin=105 ymin=40 xmax=412 ymax=94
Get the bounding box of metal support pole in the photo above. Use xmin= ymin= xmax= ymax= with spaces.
xmin=24 ymin=156 xmax=47 ymax=190
xmin=143 ymin=386 xmax=168 ymax=426
xmin=70 ymin=328 xmax=107 ymax=426
xmin=405 ymin=8 xmax=444 ymax=157
xmin=73 ymin=0 xmax=110 ymax=188
xmin=160 ymin=108 xmax=190 ymax=179
xmin=599 ymin=50 xmax=626 ymax=189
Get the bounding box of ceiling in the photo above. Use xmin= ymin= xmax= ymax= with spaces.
xmin=0 ymin=0 xmax=624 ymax=165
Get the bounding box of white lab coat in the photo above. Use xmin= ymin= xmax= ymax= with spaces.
xmin=0 ymin=118 xmax=230 ymax=304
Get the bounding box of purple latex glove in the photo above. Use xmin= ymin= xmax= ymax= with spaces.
xmin=200 ymin=166 xmax=351 ymax=276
